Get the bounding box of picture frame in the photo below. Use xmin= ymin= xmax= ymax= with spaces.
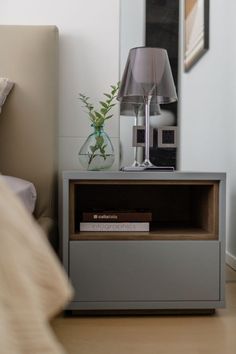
xmin=132 ymin=125 xmax=153 ymax=148
xmin=158 ymin=126 xmax=177 ymax=148
xmin=184 ymin=0 xmax=209 ymax=72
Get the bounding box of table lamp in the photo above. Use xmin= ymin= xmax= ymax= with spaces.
xmin=117 ymin=47 xmax=177 ymax=170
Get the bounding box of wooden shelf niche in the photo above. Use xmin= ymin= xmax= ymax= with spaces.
xmin=69 ymin=180 xmax=219 ymax=241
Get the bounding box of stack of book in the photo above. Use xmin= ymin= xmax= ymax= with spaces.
xmin=80 ymin=210 xmax=152 ymax=232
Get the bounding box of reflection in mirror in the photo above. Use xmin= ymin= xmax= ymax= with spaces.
xmin=119 ymin=0 xmax=179 ymax=169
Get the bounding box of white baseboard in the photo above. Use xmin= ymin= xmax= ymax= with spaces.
xmin=226 ymin=251 xmax=236 ymax=270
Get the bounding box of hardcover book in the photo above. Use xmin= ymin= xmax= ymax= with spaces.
xmin=80 ymin=222 xmax=150 ymax=232
xmin=82 ymin=210 xmax=152 ymax=222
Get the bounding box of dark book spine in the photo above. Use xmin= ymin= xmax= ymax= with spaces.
xmin=82 ymin=212 xmax=152 ymax=222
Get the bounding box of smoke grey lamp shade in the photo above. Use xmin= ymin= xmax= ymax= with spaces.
xmin=118 ymin=47 xmax=177 ymax=170
xmin=120 ymin=100 xmax=161 ymax=117
xmin=117 ymin=47 xmax=177 ymax=104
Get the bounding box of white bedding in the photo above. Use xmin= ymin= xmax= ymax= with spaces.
xmin=0 ymin=175 xmax=37 ymax=213
xmin=0 ymin=177 xmax=73 ymax=353
xmin=0 ymin=77 xmax=14 ymax=114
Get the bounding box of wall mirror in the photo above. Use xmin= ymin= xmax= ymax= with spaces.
xmin=119 ymin=0 xmax=179 ymax=170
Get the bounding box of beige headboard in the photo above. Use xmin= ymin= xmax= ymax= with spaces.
xmin=0 ymin=25 xmax=58 ymax=243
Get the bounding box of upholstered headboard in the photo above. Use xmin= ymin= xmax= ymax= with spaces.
xmin=0 ymin=25 xmax=58 ymax=243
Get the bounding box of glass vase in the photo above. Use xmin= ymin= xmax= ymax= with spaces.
xmin=78 ymin=125 xmax=115 ymax=171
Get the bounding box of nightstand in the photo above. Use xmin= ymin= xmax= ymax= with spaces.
xmin=62 ymin=171 xmax=226 ymax=313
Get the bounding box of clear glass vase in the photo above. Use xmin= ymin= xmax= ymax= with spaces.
xmin=78 ymin=125 xmax=115 ymax=171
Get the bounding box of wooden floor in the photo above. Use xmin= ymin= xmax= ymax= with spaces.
xmin=52 ymin=266 xmax=236 ymax=354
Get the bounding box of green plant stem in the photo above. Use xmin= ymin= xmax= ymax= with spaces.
xmin=78 ymin=82 xmax=120 ymax=129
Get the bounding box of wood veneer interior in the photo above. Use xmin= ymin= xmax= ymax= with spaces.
xmin=69 ymin=180 xmax=219 ymax=240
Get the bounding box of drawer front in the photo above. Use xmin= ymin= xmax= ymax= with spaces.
xmin=69 ymin=241 xmax=220 ymax=302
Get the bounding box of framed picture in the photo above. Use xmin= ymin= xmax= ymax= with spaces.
xmin=158 ymin=126 xmax=177 ymax=148
xmin=132 ymin=125 xmax=153 ymax=147
xmin=184 ymin=0 xmax=209 ymax=72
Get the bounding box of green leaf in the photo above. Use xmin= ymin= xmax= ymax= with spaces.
xmin=100 ymin=108 xmax=107 ymax=115
xmin=95 ymin=111 xmax=102 ymax=119
xmin=105 ymin=107 xmax=112 ymax=113
xmin=96 ymin=117 xmax=104 ymax=126
xmin=90 ymin=145 xmax=97 ymax=153
xmin=104 ymin=115 xmax=113 ymax=120
xmin=89 ymin=112 xmax=96 ymax=121
xmin=96 ymin=136 xmax=104 ymax=146
xmin=100 ymin=145 xmax=106 ymax=154
xmin=99 ymin=101 xmax=108 ymax=108
xmin=104 ymin=93 xmax=112 ymax=99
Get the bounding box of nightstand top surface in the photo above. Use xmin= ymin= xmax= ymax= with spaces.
xmin=62 ymin=170 xmax=226 ymax=182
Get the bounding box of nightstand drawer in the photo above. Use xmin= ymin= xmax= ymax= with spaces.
xmin=69 ymin=240 xmax=220 ymax=302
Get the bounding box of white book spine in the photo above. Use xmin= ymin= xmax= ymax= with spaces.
xmin=80 ymin=222 xmax=150 ymax=232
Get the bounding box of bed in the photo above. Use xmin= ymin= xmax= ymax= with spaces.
xmin=0 ymin=25 xmax=73 ymax=353
xmin=0 ymin=25 xmax=58 ymax=246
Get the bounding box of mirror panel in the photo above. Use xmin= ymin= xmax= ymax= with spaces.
xmin=119 ymin=0 xmax=179 ymax=169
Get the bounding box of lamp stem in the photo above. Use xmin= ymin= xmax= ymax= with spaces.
xmin=131 ymin=105 xmax=141 ymax=167
xmin=132 ymin=112 xmax=139 ymax=167
xmin=142 ymin=95 xmax=153 ymax=167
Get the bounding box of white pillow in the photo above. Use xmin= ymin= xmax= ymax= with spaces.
xmin=0 ymin=78 xmax=14 ymax=114
xmin=0 ymin=175 xmax=37 ymax=213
